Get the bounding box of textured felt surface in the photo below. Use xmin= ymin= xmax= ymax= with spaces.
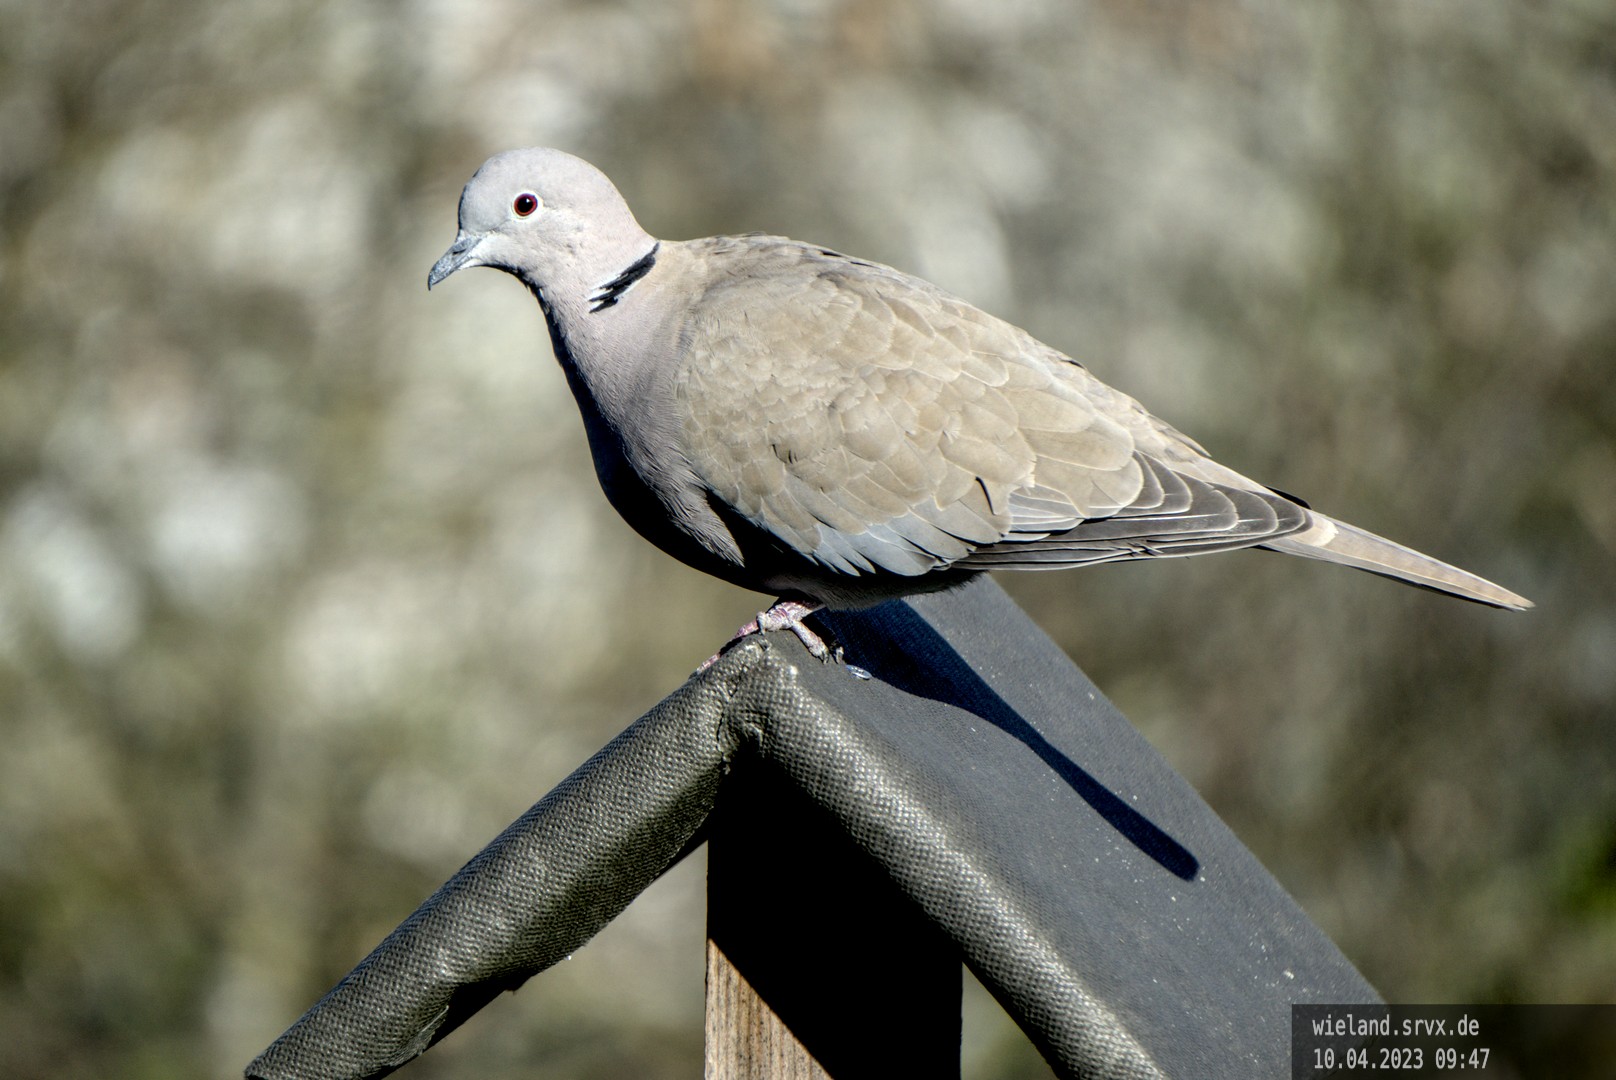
xmin=247 ymin=577 xmax=1376 ymax=1079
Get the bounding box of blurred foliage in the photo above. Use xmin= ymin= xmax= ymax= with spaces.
xmin=1 ymin=0 xmax=1613 ymax=1077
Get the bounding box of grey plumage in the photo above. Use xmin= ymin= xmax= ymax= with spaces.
xmin=428 ymin=148 xmax=1531 ymax=620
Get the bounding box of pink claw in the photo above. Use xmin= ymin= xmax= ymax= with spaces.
xmin=696 ymin=599 xmax=831 ymax=672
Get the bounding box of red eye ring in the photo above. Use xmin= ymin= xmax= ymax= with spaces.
xmin=513 ymin=193 xmax=539 ymax=217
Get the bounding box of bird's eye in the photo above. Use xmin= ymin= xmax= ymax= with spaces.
xmin=513 ymin=193 xmax=539 ymax=217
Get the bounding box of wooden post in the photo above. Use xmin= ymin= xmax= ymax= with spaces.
xmin=704 ymin=762 xmax=962 ymax=1079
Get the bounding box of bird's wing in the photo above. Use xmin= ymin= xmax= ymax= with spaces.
xmin=672 ymin=237 xmax=1308 ymax=579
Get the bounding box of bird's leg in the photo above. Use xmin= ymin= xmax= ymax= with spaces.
xmin=696 ymin=598 xmax=848 ymax=673
xmin=755 ymin=599 xmax=830 ymax=658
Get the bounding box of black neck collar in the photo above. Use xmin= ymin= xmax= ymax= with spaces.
xmin=588 ymin=243 xmax=659 ymax=313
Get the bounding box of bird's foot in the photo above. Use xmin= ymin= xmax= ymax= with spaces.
xmin=697 ymin=599 xmax=870 ymax=678
xmin=755 ymin=599 xmax=831 ymax=657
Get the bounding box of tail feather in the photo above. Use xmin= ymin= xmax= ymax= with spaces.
xmin=1264 ymin=516 xmax=1532 ymax=610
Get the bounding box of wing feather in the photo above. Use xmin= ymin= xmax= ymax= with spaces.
xmin=673 ymin=237 xmax=1309 ymax=581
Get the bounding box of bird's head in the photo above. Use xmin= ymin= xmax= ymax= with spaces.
xmin=427 ymin=148 xmax=653 ymax=299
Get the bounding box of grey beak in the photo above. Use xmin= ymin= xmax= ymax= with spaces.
xmin=428 ymin=234 xmax=484 ymax=290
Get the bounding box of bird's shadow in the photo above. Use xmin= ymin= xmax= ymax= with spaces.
xmin=822 ymin=602 xmax=1200 ymax=882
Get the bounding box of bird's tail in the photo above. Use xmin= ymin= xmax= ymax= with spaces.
xmin=1264 ymin=515 xmax=1532 ymax=610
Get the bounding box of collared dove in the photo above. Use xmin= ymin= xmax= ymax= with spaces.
xmin=428 ymin=149 xmax=1530 ymax=660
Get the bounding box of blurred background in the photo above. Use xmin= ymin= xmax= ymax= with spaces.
xmin=1 ymin=1 xmax=1613 ymax=1076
